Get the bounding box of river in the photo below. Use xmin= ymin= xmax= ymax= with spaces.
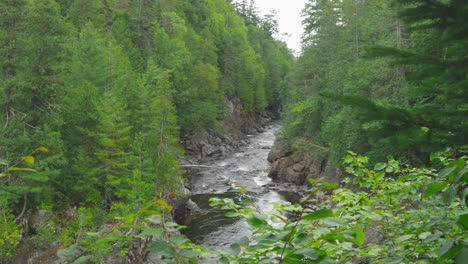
xmin=182 ymin=123 xmax=300 ymax=250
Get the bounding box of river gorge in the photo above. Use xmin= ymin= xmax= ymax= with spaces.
xmin=181 ymin=123 xmax=302 ymax=250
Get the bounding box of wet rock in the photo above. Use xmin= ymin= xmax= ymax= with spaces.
xmin=285 ymin=167 xmax=304 ymax=185
xmin=267 ymin=141 xmax=292 ymax=162
xmin=186 ymin=198 xmax=200 ymax=215
xmin=293 ymin=163 xmax=305 ymax=172
xmin=183 ymin=107 xmax=278 ymax=162
xmin=267 ymin=141 xmax=343 ymax=187
xmin=173 ymin=194 xmax=202 ymax=226
xmin=25 ymin=209 xmax=51 ymax=231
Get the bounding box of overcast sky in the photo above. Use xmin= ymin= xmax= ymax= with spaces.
xmin=233 ymin=0 xmax=309 ymax=54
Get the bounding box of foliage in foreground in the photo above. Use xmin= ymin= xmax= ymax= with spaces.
xmin=55 ymin=153 xmax=467 ymax=263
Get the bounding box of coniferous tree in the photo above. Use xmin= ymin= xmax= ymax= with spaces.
xmin=0 ymin=0 xmax=294 ymax=246
xmin=330 ymin=0 xmax=468 ymax=162
xmin=284 ymin=0 xmax=407 ymax=164
xmin=132 ymin=63 xmax=181 ymax=192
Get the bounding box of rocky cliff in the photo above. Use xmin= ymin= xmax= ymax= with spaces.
xmin=182 ymin=97 xmax=278 ymax=162
xmin=267 ymin=140 xmax=343 ymax=186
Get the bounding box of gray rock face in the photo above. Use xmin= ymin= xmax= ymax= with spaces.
xmin=267 ymin=141 xmax=292 ymax=162
xmin=182 ymin=97 xmax=278 ymax=163
xmin=267 ymin=141 xmax=343 ymax=186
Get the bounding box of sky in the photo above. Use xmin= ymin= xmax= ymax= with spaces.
xmin=234 ymin=0 xmax=309 ymax=55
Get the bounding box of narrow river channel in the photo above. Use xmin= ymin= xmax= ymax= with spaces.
xmin=182 ymin=123 xmax=300 ymax=250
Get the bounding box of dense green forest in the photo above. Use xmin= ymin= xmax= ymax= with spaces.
xmin=283 ymin=0 xmax=467 ymax=166
xmin=1 ymin=0 xmax=467 ymax=263
xmin=0 ymin=0 xmax=292 ymax=260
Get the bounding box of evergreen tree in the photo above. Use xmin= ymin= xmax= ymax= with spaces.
xmin=284 ymin=0 xmax=406 ymax=164
xmin=94 ymin=86 xmax=131 ymax=205
xmin=132 ymin=63 xmax=181 ymax=192
xmin=331 ymin=0 xmax=468 ymax=162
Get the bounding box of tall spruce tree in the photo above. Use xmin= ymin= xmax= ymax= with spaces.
xmin=330 ymin=0 xmax=468 ymax=162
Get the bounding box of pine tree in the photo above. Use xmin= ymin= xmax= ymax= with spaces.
xmin=132 ymin=63 xmax=181 ymax=192
xmin=94 ymin=86 xmax=131 ymax=205
xmin=333 ymin=0 xmax=468 ymax=161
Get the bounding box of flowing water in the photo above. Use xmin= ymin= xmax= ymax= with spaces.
xmin=182 ymin=123 xmax=301 ymax=249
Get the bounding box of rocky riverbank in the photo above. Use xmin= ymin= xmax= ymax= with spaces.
xmin=182 ymin=97 xmax=279 ymax=163
xmin=174 ymin=103 xmax=279 ymax=226
xmin=173 ymin=97 xmax=279 ymax=221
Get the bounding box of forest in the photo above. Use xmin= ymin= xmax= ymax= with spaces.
xmin=1 ymin=0 xmax=467 ymax=263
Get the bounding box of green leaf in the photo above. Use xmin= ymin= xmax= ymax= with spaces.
xmin=218 ymin=257 xmax=229 ymax=264
xmin=147 ymin=215 xmax=162 ymax=224
xmin=439 ymin=244 xmax=463 ymax=263
xmin=284 ymin=254 xmax=306 ymax=264
xmin=225 ymin=212 xmax=239 ymax=217
xmin=424 ymin=183 xmax=449 ymax=197
xmin=374 ymin=163 xmax=386 ymax=171
xmin=443 ymin=184 xmax=458 ymax=203
xmin=179 ymin=249 xmax=198 ymax=261
xmin=437 ymin=238 xmax=454 ymax=257
xmin=228 ymin=243 xmax=241 ymax=257
xmin=7 ymin=167 xmax=39 ymax=173
xmin=170 ymin=235 xmax=189 ymax=245
xmin=0 ymin=173 xmax=8 ymax=178
xmin=157 ymin=199 xmax=173 ymax=211
xmin=294 ymin=248 xmax=319 ymax=260
xmin=455 ymin=158 xmax=466 ymax=169
xmin=320 ymin=232 xmax=349 ymax=244
xmin=208 ymin=198 xmax=224 ymax=206
xmin=456 ymin=213 xmax=468 ymax=230
xmin=257 ymin=233 xmax=281 ymax=244
xmin=439 ymin=165 xmax=458 ymax=178
xmin=88 ymin=237 xmax=121 ymax=249
xmin=235 ymin=236 xmax=249 ymax=246
xmin=0 ymin=159 xmax=7 ymax=165
xmin=303 ymin=209 xmax=334 ymax=221
xmin=322 ymin=218 xmax=345 ymax=227
xmin=395 ymin=234 xmax=414 ymax=243
xmin=147 ymin=241 xmax=175 ymax=257
xmin=22 ymin=156 xmax=35 ymax=164
xmin=137 ymin=228 xmax=164 ymax=237
xmin=454 ymin=169 xmax=467 ymax=182
xmin=343 ymin=156 xmax=354 ymax=164
xmin=71 ymin=256 xmax=92 ymax=264
xmin=36 ymin=146 xmax=49 ymax=152
xmin=350 ymin=228 xmax=366 ymax=247
xmin=123 ymin=213 xmax=135 ymax=223
xmin=461 ymin=188 xmax=468 ymax=207
xmin=164 ymin=222 xmax=180 ymax=228
xmin=246 ymin=214 xmax=267 ymax=228
xmin=258 ymin=257 xmax=274 ymax=264
xmin=424 ymin=232 xmax=442 ymax=243
xmin=418 ymin=232 xmax=432 ymax=240
xmin=57 ymin=244 xmax=78 ymax=260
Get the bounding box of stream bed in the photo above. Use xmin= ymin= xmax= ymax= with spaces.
xmin=182 ymin=123 xmax=301 ymax=249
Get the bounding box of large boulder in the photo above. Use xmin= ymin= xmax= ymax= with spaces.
xmin=267 ymin=141 xmax=292 ymax=162
xmin=267 ymin=141 xmax=343 ymax=186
